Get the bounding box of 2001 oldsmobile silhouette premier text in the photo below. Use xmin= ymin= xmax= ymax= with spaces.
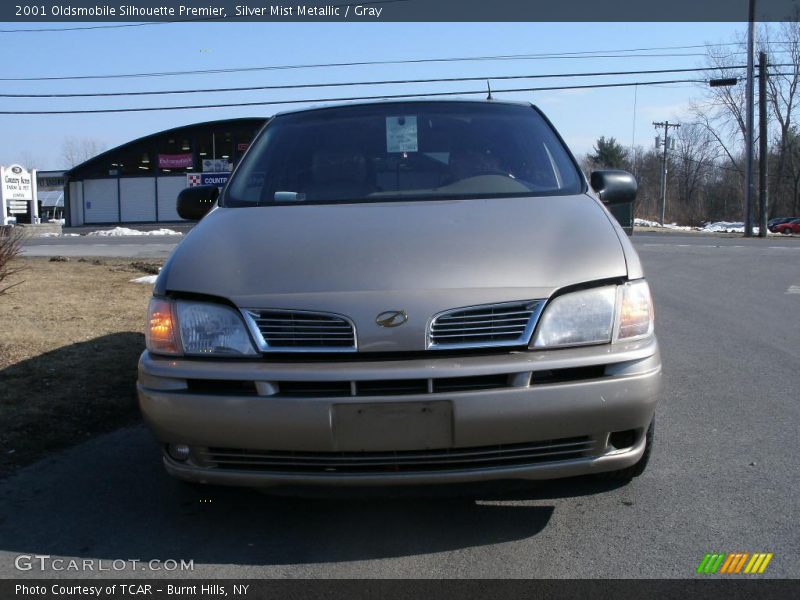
xmin=137 ymin=100 xmax=662 ymax=490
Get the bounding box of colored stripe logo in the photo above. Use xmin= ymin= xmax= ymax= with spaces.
xmin=696 ymin=552 xmax=773 ymax=574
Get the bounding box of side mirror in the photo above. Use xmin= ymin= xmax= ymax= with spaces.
xmin=590 ymin=170 xmax=637 ymax=236
xmin=590 ymin=169 xmax=637 ymax=204
xmin=176 ymin=185 xmax=219 ymax=221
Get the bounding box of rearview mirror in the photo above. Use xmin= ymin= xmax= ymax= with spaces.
xmin=590 ymin=170 xmax=637 ymax=205
xmin=176 ymin=185 xmax=219 ymax=221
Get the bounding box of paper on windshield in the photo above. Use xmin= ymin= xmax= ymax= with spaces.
xmin=386 ymin=116 xmax=418 ymax=153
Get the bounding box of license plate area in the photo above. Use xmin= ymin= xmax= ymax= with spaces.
xmin=333 ymin=401 xmax=453 ymax=452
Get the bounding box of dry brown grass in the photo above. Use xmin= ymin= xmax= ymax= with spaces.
xmin=0 ymin=257 xmax=163 ymax=476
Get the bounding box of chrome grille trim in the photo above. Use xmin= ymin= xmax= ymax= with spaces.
xmin=197 ymin=436 xmax=597 ymax=473
xmin=241 ymin=309 xmax=357 ymax=353
xmin=427 ymin=300 xmax=546 ymax=350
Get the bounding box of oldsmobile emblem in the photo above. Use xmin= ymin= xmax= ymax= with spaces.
xmin=375 ymin=310 xmax=408 ymax=328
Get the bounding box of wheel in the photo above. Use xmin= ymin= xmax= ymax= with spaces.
xmin=597 ymin=418 xmax=654 ymax=481
xmin=782 ymin=228 xmax=791 ymax=234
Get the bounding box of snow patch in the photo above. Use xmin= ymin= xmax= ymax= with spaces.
xmin=87 ymin=227 xmax=182 ymax=237
xmin=130 ymin=275 xmax=159 ymax=284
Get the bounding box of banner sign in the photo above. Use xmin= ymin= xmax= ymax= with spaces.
xmin=158 ymin=153 xmax=193 ymax=169
xmin=187 ymin=173 xmax=231 ymax=188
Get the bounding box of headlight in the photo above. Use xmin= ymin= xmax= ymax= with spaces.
xmin=532 ymin=285 xmax=617 ymax=348
xmin=532 ymin=280 xmax=653 ymax=348
xmin=146 ymin=298 xmax=257 ymax=357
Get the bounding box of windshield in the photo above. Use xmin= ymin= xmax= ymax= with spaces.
xmin=225 ymin=102 xmax=583 ymax=206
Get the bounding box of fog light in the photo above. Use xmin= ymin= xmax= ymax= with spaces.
xmin=168 ymin=444 xmax=191 ymax=461
xmin=609 ymin=429 xmax=637 ymax=450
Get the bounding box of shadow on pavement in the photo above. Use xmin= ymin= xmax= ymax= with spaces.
xmin=0 ymin=421 xmax=626 ymax=568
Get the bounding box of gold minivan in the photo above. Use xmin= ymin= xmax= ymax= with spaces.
xmin=137 ymin=100 xmax=661 ymax=489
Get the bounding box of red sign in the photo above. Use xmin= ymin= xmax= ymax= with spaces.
xmin=158 ymin=153 xmax=193 ymax=169
xmin=237 ymin=143 xmax=249 ymax=152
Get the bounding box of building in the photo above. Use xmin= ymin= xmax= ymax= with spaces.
xmin=64 ymin=118 xmax=266 ymax=226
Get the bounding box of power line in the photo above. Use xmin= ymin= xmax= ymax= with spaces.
xmin=0 ymin=48 xmax=717 ymax=82
xmin=0 ymin=20 xmax=202 ymax=33
xmin=0 ymin=77 xmax=712 ymax=114
xmin=3 ymin=39 xmax=795 ymax=82
xmin=0 ymin=65 xmax=770 ymax=98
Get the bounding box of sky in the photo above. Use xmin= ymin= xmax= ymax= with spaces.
xmin=0 ymin=21 xmax=750 ymax=170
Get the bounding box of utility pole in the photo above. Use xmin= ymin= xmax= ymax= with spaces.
xmin=744 ymin=0 xmax=756 ymax=236
xmin=653 ymin=121 xmax=680 ymax=225
xmin=758 ymin=51 xmax=769 ymax=238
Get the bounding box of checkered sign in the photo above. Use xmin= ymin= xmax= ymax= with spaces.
xmin=186 ymin=173 xmax=202 ymax=187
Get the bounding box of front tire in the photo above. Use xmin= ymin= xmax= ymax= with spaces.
xmin=597 ymin=418 xmax=654 ymax=481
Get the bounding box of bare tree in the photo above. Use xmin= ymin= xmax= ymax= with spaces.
xmin=691 ymin=35 xmax=749 ymax=173
xmin=761 ymin=18 xmax=800 ymax=215
xmin=672 ymin=123 xmax=721 ymax=221
xmin=0 ymin=227 xmax=25 ymax=296
xmin=694 ymin=21 xmax=800 ymax=218
xmin=17 ymin=150 xmax=43 ymax=171
xmin=61 ymin=136 xmax=107 ymax=168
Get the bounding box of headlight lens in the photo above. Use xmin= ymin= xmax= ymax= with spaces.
xmin=145 ymin=298 xmax=257 ymax=356
xmin=532 ymin=280 xmax=654 ymax=348
xmin=532 ymin=285 xmax=617 ymax=348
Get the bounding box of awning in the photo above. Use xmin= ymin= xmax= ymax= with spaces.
xmin=38 ymin=190 xmax=64 ymax=207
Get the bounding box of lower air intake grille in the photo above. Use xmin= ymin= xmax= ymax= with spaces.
xmin=429 ymin=300 xmax=544 ymax=349
xmin=199 ymin=437 xmax=595 ymax=473
xmin=246 ymin=310 xmax=356 ymax=351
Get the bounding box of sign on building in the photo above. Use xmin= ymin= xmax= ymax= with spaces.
xmin=1 ymin=164 xmax=38 ymax=225
xmin=202 ymin=159 xmax=232 ymax=173
xmin=158 ymin=153 xmax=193 ymax=169
xmin=187 ymin=172 xmax=231 ymax=189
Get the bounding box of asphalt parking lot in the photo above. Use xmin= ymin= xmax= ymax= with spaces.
xmin=2 ymin=232 xmax=799 ymax=578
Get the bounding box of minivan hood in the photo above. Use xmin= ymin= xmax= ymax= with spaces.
xmin=161 ymin=195 xmax=628 ymax=351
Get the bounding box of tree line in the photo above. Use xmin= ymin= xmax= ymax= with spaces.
xmin=583 ymin=20 xmax=800 ymax=225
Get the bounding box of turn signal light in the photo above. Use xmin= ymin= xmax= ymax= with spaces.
xmin=616 ymin=281 xmax=654 ymax=340
xmin=146 ymin=297 xmax=180 ymax=355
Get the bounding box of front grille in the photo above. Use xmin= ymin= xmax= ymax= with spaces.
xmin=199 ymin=436 xmax=596 ymax=473
xmin=245 ymin=309 xmax=356 ymax=352
xmin=429 ymin=300 xmax=544 ymax=349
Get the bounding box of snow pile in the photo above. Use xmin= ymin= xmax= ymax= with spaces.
xmin=130 ymin=275 xmax=159 ymax=284
xmin=87 ymin=227 xmax=182 ymax=237
xmin=634 ymin=218 xmax=693 ymax=231
xmin=701 ymin=221 xmax=746 ymax=233
xmin=663 ymin=223 xmax=693 ymax=231
xmin=39 ymin=232 xmax=81 ymax=238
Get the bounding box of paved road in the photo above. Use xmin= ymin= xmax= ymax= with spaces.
xmin=2 ymin=233 xmax=799 ymax=578
xmin=21 ymin=235 xmax=183 ymax=258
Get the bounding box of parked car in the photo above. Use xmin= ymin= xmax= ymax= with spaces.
xmin=768 ymin=217 xmax=794 ymax=229
xmin=772 ymin=218 xmax=800 ymax=234
xmin=138 ymin=100 xmax=661 ymax=491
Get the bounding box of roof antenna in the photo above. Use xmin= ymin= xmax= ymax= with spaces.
xmin=486 ymin=79 xmax=493 ymax=100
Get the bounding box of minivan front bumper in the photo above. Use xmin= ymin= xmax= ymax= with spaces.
xmin=137 ymin=336 xmax=661 ymax=487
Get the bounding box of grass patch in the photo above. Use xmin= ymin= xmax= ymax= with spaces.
xmin=0 ymin=257 xmax=162 ymax=477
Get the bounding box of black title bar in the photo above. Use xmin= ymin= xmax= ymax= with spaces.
xmin=2 ymin=0 xmax=800 ymax=23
